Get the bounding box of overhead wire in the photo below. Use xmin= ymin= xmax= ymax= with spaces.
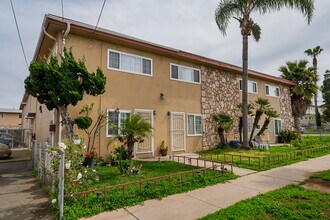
xmin=10 ymin=0 xmax=29 ymax=70
xmin=94 ymin=0 xmax=107 ymax=33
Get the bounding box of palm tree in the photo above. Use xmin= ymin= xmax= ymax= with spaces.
xmin=115 ymin=114 xmax=152 ymax=160
xmin=256 ymin=109 xmax=279 ymax=137
xmin=279 ymin=60 xmax=318 ymax=140
xmin=249 ymin=98 xmax=271 ymax=143
xmin=304 ymin=46 xmax=323 ymax=127
xmin=237 ymin=102 xmax=253 ymax=143
xmin=215 ymin=0 xmax=314 ymax=149
xmin=213 ymin=113 xmax=233 ymax=148
xmin=322 ymin=70 xmax=330 ymax=123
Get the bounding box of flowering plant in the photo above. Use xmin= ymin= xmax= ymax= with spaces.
xmin=85 ymin=147 xmax=97 ymax=158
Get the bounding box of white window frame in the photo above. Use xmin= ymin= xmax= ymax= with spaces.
xmin=170 ymin=63 xmax=201 ymax=84
xmin=106 ymin=109 xmax=131 ymax=137
xmin=274 ymin=119 xmax=282 ymax=136
xmin=265 ymin=84 xmax=280 ymax=98
xmin=0 ymin=114 xmax=5 ymax=118
xmin=238 ymin=79 xmax=258 ymax=94
xmin=107 ymin=49 xmax=153 ymax=77
xmin=186 ymin=114 xmax=203 ymax=136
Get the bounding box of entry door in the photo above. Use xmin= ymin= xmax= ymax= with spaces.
xmin=170 ymin=112 xmax=185 ymax=152
xmin=268 ymin=119 xmax=275 ymax=143
xmin=134 ymin=109 xmax=154 ymax=156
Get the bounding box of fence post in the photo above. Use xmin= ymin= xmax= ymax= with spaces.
xmin=31 ymin=141 xmax=35 ymax=169
xmin=43 ymin=144 xmax=48 ymax=185
xmin=59 ymin=150 xmax=65 ymax=220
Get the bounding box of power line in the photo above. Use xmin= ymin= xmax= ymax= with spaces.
xmin=10 ymin=0 xmax=29 ymax=70
xmin=94 ymin=0 xmax=107 ymax=33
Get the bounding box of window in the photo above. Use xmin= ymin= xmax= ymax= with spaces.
xmin=171 ymin=64 xmax=201 ymax=83
xmin=274 ymin=119 xmax=282 ymax=135
xmin=266 ymin=85 xmax=280 ymax=97
xmin=187 ymin=114 xmax=202 ymax=136
xmin=18 ymin=114 xmax=22 ymax=119
xmin=107 ymin=110 xmax=131 ymax=136
xmin=108 ymin=49 xmax=152 ymax=76
xmin=0 ymin=114 xmax=5 ymax=118
xmin=239 ymin=79 xmax=257 ymax=93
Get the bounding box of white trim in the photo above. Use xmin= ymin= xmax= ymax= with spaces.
xmin=170 ymin=63 xmax=201 ymax=84
xmin=238 ymin=79 xmax=258 ymax=94
xmin=265 ymin=84 xmax=280 ymax=98
xmin=106 ymin=109 xmax=132 ymax=138
xmin=186 ymin=113 xmax=203 ymax=137
xmin=107 ymin=49 xmax=153 ymax=77
xmin=133 ymin=109 xmax=154 ymax=157
xmin=170 ymin=112 xmax=186 ymax=154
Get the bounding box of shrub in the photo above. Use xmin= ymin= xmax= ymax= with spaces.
xmin=278 ymin=129 xmax=298 ymax=143
xmin=74 ymin=116 xmax=93 ymax=129
xmin=291 ymin=139 xmax=303 ymax=150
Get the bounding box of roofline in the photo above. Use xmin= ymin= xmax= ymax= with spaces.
xmin=35 ymin=14 xmax=295 ymax=86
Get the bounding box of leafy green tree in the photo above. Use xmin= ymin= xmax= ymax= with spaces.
xmin=213 ymin=113 xmax=233 ymax=148
xmin=25 ymin=48 xmax=106 ymax=139
xmin=215 ymin=0 xmax=314 ymax=149
xmin=249 ymin=98 xmax=271 ymax=144
xmin=237 ymin=103 xmax=253 ymax=144
xmin=304 ymin=46 xmax=323 ymax=127
xmin=321 ymin=70 xmax=330 ymax=122
xmin=115 ymin=114 xmax=152 ymax=161
xmin=279 ymin=60 xmax=318 ymax=140
xmin=256 ymin=109 xmax=279 ymax=137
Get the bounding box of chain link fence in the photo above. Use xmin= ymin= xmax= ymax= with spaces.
xmin=0 ymin=128 xmax=31 ymax=148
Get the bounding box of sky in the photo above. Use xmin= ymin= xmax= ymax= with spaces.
xmin=1 ymin=0 xmax=329 ymax=109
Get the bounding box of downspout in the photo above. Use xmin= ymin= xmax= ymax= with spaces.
xmin=58 ymin=22 xmax=71 ymax=143
xmin=43 ymin=26 xmax=58 ymax=146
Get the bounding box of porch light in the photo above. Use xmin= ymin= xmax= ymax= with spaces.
xmin=160 ymin=93 xmax=165 ymax=100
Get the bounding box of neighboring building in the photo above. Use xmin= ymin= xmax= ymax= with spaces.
xmin=0 ymin=108 xmax=22 ymax=128
xmin=21 ymin=14 xmax=294 ymax=158
xmin=301 ymin=104 xmax=329 ymax=128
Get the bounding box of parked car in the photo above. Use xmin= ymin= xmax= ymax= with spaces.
xmin=0 ymin=133 xmax=18 ymax=148
xmin=0 ymin=143 xmax=12 ymax=159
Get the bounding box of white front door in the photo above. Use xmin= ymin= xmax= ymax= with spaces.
xmin=134 ymin=109 xmax=154 ymax=156
xmin=170 ymin=112 xmax=185 ymax=153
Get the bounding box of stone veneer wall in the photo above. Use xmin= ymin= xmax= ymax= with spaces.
xmin=279 ymin=85 xmax=294 ymax=130
xmin=201 ymin=66 xmax=240 ymax=149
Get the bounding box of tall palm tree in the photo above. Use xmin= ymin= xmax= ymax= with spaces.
xmin=256 ymin=109 xmax=279 ymax=137
xmin=237 ymin=103 xmax=253 ymax=143
xmin=215 ymin=0 xmax=314 ymax=149
xmin=304 ymin=46 xmax=323 ymax=127
xmin=249 ymin=98 xmax=271 ymax=143
xmin=279 ymin=60 xmax=318 ymax=140
xmin=213 ymin=113 xmax=233 ymax=148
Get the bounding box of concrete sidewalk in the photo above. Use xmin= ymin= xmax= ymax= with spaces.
xmin=84 ymin=154 xmax=330 ymax=220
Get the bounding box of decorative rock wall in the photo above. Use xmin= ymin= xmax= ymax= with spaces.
xmin=279 ymin=85 xmax=294 ymax=129
xmin=201 ymin=66 xmax=240 ymax=149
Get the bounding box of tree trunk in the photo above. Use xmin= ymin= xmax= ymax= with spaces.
xmin=242 ymin=32 xmax=249 ymax=149
xmin=313 ymin=57 xmax=321 ymax=128
xmin=217 ymin=127 xmax=226 ymax=148
xmin=293 ymin=116 xmax=302 ymax=141
xmin=249 ymin=111 xmax=262 ymax=143
xmin=58 ymin=106 xmax=74 ymax=140
xmin=127 ymin=140 xmax=134 ymax=161
xmin=239 ymin=117 xmax=243 ymax=144
xmin=257 ymin=118 xmax=270 ymax=136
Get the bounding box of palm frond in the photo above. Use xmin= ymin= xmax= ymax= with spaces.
xmin=251 ymin=22 xmax=261 ymax=42
xmin=215 ymin=0 xmax=241 ymax=36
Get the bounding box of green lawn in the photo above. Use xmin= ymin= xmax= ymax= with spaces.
xmin=311 ymin=169 xmax=330 ymax=181
xmin=200 ymin=185 xmax=330 ymax=220
xmin=305 ymin=129 xmax=330 ymax=134
xmin=198 ymin=136 xmax=330 ymax=170
xmin=62 ymin=161 xmax=237 ymax=219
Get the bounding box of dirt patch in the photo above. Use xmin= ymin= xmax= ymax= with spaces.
xmin=303 ymin=178 xmax=330 ymax=193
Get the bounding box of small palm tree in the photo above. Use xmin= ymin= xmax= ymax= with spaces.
xmin=304 ymin=46 xmax=323 ymax=127
xmin=322 ymin=70 xmax=330 ymax=123
xmin=249 ymin=98 xmax=271 ymax=144
xmin=279 ymin=60 xmax=318 ymax=140
xmin=115 ymin=114 xmax=152 ymax=160
xmin=215 ymin=0 xmax=314 ymax=149
xmin=237 ymin=103 xmax=253 ymax=144
xmin=256 ymin=109 xmax=279 ymax=137
xmin=213 ymin=113 xmax=233 ymax=148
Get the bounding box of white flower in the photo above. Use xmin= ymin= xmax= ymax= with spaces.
xmin=92 ymin=169 xmax=96 ymax=173
xmin=77 ymin=172 xmax=82 ymax=180
xmin=65 ymin=160 xmax=71 ymax=169
xmin=51 ymin=199 xmax=56 ymax=204
xmin=83 ymin=144 xmax=87 ymax=149
xmin=84 ymin=170 xmax=87 ymax=173
xmin=59 ymin=142 xmax=67 ymax=152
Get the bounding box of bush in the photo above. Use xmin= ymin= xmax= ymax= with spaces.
xmin=278 ymin=129 xmax=298 ymax=143
xmin=74 ymin=116 xmax=93 ymax=129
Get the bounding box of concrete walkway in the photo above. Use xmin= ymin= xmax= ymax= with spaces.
xmin=84 ymin=154 xmax=330 ymax=220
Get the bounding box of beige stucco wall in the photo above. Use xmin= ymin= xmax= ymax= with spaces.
xmin=0 ymin=112 xmax=21 ymax=128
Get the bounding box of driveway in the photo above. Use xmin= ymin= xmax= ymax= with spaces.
xmin=0 ymin=160 xmax=54 ymax=220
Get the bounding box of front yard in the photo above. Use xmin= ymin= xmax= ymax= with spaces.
xmin=62 ymin=161 xmax=236 ymax=219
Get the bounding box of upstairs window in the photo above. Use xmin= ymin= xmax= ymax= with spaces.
xmin=266 ymin=85 xmax=280 ymax=97
xmin=108 ymin=50 xmax=152 ymax=76
xmin=171 ymin=64 xmax=201 ymax=84
xmin=239 ymin=79 xmax=258 ymax=94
